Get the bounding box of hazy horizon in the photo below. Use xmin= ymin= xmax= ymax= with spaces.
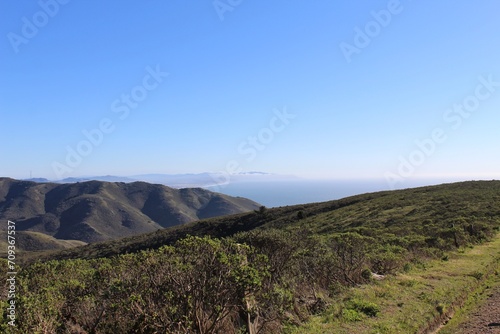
xmin=2 ymin=172 xmax=496 ymax=208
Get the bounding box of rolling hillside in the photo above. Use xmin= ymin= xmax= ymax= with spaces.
xmin=6 ymin=180 xmax=500 ymax=334
xmin=29 ymin=180 xmax=500 ymax=264
xmin=0 ymin=177 xmax=260 ymax=251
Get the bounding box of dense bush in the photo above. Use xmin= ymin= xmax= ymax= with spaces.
xmin=5 ymin=237 xmax=271 ymax=333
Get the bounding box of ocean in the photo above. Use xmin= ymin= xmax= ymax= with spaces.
xmin=205 ymin=179 xmax=457 ymax=208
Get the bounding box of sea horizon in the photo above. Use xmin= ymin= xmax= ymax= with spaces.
xmin=204 ymin=177 xmax=487 ymax=208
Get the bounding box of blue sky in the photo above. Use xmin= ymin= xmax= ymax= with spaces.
xmin=1 ymin=0 xmax=499 ymax=185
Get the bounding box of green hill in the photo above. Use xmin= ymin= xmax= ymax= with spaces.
xmin=29 ymin=180 xmax=500 ymax=264
xmin=3 ymin=180 xmax=500 ymax=333
xmin=0 ymin=178 xmax=261 ymax=251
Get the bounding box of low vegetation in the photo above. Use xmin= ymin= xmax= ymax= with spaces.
xmin=291 ymin=231 xmax=500 ymax=333
xmin=2 ymin=181 xmax=500 ymax=333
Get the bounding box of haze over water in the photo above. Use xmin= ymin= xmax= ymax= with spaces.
xmin=206 ymin=178 xmax=473 ymax=207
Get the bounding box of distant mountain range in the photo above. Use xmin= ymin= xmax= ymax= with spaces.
xmin=0 ymin=178 xmax=261 ymax=251
xmin=23 ymin=172 xmax=298 ymax=188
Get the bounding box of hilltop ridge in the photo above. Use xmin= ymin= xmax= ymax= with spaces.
xmin=0 ymin=177 xmax=260 ymax=251
xmin=27 ymin=180 xmax=500 ymax=264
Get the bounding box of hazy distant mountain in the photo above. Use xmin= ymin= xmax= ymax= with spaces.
xmin=133 ymin=172 xmax=299 ymax=187
xmin=0 ymin=178 xmax=261 ymax=251
xmin=24 ymin=175 xmax=138 ymax=184
xmin=57 ymin=175 xmax=138 ymax=183
xmin=26 ymin=172 xmax=299 ymax=188
xmin=24 ymin=178 xmax=50 ymax=182
xmin=132 ymin=173 xmax=218 ymax=187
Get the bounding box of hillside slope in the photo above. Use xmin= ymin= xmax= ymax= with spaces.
xmin=8 ymin=180 xmax=500 ymax=334
xmin=30 ymin=180 xmax=500 ymax=264
xmin=0 ymin=178 xmax=260 ymax=250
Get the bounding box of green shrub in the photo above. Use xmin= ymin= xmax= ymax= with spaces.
xmin=399 ymin=279 xmax=418 ymax=288
xmin=436 ymin=303 xmax=446 ymax=315
xmin=403 ymin=263 xmax=412 ymax=272
xmin=370 ymin=244 xmax=407 ymax=274
xmin=469 ymin=271 xmax=484 ymax=280
xmin=347 ymin=298 xmax=380 ymax=317
xmin=341 ymin=308 xmax=362 ymax=322
xmin=361 ymin=268 xmax=372 ymax=280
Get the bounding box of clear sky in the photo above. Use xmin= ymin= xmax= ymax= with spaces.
xmin=1 ymin=1 xmax=499 ymax=185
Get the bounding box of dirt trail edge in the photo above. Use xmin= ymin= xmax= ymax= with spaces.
xmin=428 ymin=238 xmax=500 ymax=334
xmin=446 ymin=274 xmax=500 ymax=334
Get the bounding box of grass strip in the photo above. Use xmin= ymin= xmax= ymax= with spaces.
xmin=288 ymin=234 xmax=500 ymax=334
